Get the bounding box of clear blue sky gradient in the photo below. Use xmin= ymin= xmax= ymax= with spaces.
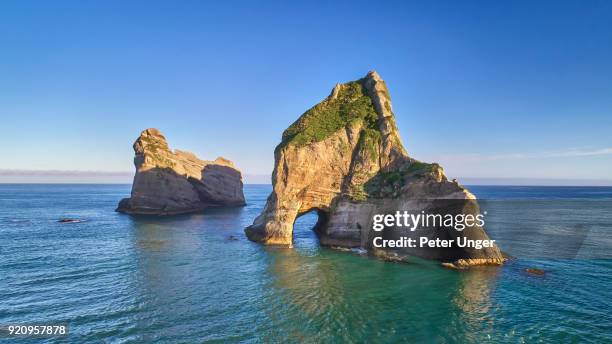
xmin=1 ymin=0 xmax=611 ymax=183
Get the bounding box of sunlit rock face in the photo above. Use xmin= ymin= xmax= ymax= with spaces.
xmin=245 ymin=71 xmax=504 ymax=266
xmin=117 ymin=128 xmax=245 ymax=215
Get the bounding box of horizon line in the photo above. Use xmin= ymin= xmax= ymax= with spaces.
xmin=1 ymin=170 xmax=612 ymax=187
xmin=1 ymin=182 xmax=612 ymax=187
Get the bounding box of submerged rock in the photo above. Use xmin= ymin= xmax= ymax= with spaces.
xmin=58 ymin=218 xmax=84 ymax=223
xmin=525 ymin=268 xmax=545 ymax=276
xmin=117 ymin=128 xmax=245 ymax=215
xmin=245 ymin=71 xmax=504 ymax=267
xmin=371 ymin=249 xmax=408 ymax=263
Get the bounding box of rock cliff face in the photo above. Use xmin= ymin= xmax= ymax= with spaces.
xmin=117 ymin=128 xmax=245 ymax=215
xmin=245 ymin=71 xmax=504 ymax=267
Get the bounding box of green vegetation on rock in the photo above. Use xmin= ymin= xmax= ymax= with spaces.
xmin=348 ymin=184 xmax=369 ymax=201
xmin=400 ymin=160 xmax=438 ymax=175
xmin=353 ymin=160 xmax=439 ymax=199
xmin=358 ymin=128 xmax=381 ymax=160
xmin=279 ymin=79 xmax=379 ymax=148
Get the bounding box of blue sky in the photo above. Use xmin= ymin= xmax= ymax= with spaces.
xmin=1 ymin=0 xmax=611 ymax=184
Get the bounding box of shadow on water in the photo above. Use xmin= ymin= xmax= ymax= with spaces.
xmin=124 ymin=214 xmax=212 ymax=341
xmin=123 ymin=205 xmax=246 ymax=250
xmin=120 ymin=207 xmax=253 ymax=342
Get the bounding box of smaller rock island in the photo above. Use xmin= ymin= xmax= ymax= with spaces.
xmin=117 ymin=128 xmax=245 ymax=215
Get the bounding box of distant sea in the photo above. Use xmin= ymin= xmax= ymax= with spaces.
xmin=1 ymin=184 xmax=611 ymax=343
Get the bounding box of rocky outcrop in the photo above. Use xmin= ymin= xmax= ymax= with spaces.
xmin=245 ymin=71 xmax=504 ymax=267
xmin=117 ymin=128 xmax=245 ymax=215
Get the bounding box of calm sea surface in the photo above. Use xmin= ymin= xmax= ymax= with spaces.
xmin=0 ymin=184 xmax=611 ymax=343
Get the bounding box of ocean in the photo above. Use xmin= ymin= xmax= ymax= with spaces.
xmin=0 ymin=184 xmax=611 ymax=343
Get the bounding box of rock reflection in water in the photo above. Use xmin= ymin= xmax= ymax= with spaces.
xmin=264 ymin=245 xmax=502 ymax=342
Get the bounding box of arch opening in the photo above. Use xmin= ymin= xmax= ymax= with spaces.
xmin=292 ymin=209 xmax=329 ymax=250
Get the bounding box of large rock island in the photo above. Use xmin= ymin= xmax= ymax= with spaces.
xmin=245 ymin=71 xmax=504 ymax=267
xmin=117 ymin=128 xmax=245 ymax=215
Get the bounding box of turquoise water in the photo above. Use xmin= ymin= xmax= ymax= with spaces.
xmin=1 ymin=184 xmax=611 ymax=343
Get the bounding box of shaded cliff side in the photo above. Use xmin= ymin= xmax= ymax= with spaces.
xmin=245 ymin=71 xmax=504 ymax=267
xmin=117 ymin=128 xmax=245 ymax=215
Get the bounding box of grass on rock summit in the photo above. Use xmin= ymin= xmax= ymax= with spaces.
xmin=275 ymin=75 xmax=437 ymax=201
xmin=279 ymin=78 xmax=380 ymax=148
